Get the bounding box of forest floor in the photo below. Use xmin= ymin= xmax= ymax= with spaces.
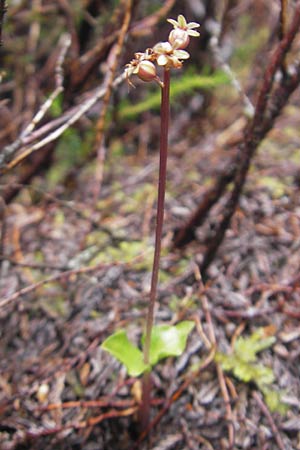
xmin=1 ymin=85 xmax=300 ymax=450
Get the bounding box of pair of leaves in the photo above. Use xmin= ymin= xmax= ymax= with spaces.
xmin=101 ymin=321 xmax=195 ymax=377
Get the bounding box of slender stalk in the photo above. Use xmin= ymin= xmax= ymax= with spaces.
xmin=140 ymin=68 xmax=170 ymax=429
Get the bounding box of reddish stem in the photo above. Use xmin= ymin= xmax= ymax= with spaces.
xmin=139 ymin=68 xmax=170 ymax=430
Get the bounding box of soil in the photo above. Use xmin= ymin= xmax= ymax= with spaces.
xmin=1 ymin=108 xmax=300 ymax=449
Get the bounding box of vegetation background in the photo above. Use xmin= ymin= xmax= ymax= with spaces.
xmin=0 ymin=1 xmax=300 ymax=449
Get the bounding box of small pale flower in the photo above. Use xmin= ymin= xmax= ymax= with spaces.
xmin=168 ymin=28 xmax=190 ymax=50
xmin=153 ymin=41 xmax=189 ymax=69
xmin=135 ymin=60 xmax=157 ymax=82
xmin=167 ymin=14 xmax=200 ymax=37
xmin=125 ymin=51 xmax=160 ymax=85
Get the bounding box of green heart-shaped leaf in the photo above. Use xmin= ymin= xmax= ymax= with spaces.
xmin=101 ymin=330 xmax=150 ymax=377
xmin=146 ymin=321 xmax=195 ymax=366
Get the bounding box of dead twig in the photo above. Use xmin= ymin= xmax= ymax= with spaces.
xmin=130 ymin=0 xmax=176 ymax=36
xmin=37 ymin=398 xmax=135 ymax=412
xmin=252 ymin=391 xmax=286 ymax=450
xmin=173 ymin=166 xmax=235 ymax=248
xmin=216 ymin=364 xmax=235 ymax=449
xmin=93 ymin=0 xmax=133 ymax=201
xmin=0 ymin=33 xmax=71 ymax=168
xmin=0 ymin=261 xmax=119 ymax=309
xmin=2 ymin=73 xmax=126 ymax=172
xmin=173 ymin=5 xmax=300 ymax=274
xmin=24 ymin=406 xmax=137 ymax=440
xmin=196 ymin=266 xmax=235 ymax=448
xmin=201 ymin=7 xmax=300 ymax=275
xmin=0 ymin=0 xmax=6 ymax=46
xmin=208 ymin=18 xmax=254 ymax=117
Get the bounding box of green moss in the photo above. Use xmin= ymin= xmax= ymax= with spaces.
xmin=40 ymin=293 xmax=69 ymax=318
xmin=49 ymin=93 xmax=63 ymax=118
xmin=216 ymin=328 xmax=288 ymax=414
xmin=121 ymin=183 xmax=155 ymax=214
xmin=89 ymin=239 xmax=153 ymax=270
xmin=257 ymin=175 xmax=291 ymax=198
xmin=47 ymin=128 xmax=93 ymax=186
xmin=119 ymin=70 xmax=229 ymax=120
xmin=233 ymin=17 xmax=269 ymax=67
xmin=290 ymin=150 xmax=300 ymax=164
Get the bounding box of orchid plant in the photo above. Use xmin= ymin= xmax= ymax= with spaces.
xmin=102 ymin=15 xmax=200 ymax=429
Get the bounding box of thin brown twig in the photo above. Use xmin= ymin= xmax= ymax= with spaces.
xmin=251 ymin=5 xmax=300 ymax=131
xmin=216 ymin=363 xmax=235 ymax=449
xmin=279 ymin=0 xmax=288 ymax=41
xmin=37 ymin=398 xmax=135 ymax=412
xmin=0 ymin=0 xmax=6 ymax=46
xmin=0 ymin=261 xmax=120 ymax=309
xmin=174 ymin=5 xmax=300 ymax=267
xmin=0 ymin=2 xmax=175 ymax=173
xmin=0 ymin=197 xmax=6 ymax=267
xmin=135 ymin=346 xmax=216 ymax=447
xmin=25 ymin=406 xmax=138 ymax=440
xmin=201 ymin=7 xmax=300 ymax=275
xmin=208 ymin=17 xmax=254 ymax=117
xmin=0 ymin=181 xmax=123 ymax=243
xmin=252 ymin=391 xmax=286 ymax=450
xmin=194 ymin=265 xmax=235 ymax=447
xmin=2 ymin=73 xmax=126 ymax=172
xmin=173 ymin=166 xmax=235 ymax=248
xmin=0 ymin=33 xmax=71 ymax=167
xmin=57 ymin=0 xmax=79 ymax=57
xmin=130 ymin=0 xmax=176 ymax=36
xmin=93 ymin=0 xmax=132 ymax=201
xmin=0 ymin=254 xmax=69 ymax=271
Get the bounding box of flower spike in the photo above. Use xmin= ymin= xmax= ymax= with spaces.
xmin=124 ymin=14 xmax=200 ymax=85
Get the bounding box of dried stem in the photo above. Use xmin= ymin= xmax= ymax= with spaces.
xmin=0 ymin=0 xmax=6 ymax=46
xmin=252 ymin=391 xmax=286 ymax=450
xmin=279 ymin=0 xmax=288 ymax=41
xmin=93 ymin=0 xmax=132 ymax=201
xmin=174 ymin=5 xmax=300 ymax=274
xmin=201 ymin=8 xmax=300 ymax=275
xmin=0 ymin=33 xmax=71 ymax=168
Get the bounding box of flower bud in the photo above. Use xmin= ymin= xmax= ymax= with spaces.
xmin=136 ymin=60 xmax=157 ymax=82
xmin=169 ymin=28 xmax=190 ymax=49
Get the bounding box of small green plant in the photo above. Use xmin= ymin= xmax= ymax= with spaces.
xmin=215 ymin=327 xmax=288 ymax=414
xmin=101 ymin=15 xmax=200 ymax=429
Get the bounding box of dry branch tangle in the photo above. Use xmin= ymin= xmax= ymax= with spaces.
xmin=174 ymin=5 xmax=300 ymax=276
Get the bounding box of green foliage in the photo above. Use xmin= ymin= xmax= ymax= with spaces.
xmin=216 ymin=328 xmax=288 ymax=414
xmin=120 ymin=183 xmax=156 ymax=214
xmin=143 ymin=321 xmax=195 ymax=366
xmin=169 ymin=293 xmax=198 ymax=312
xmin=101 ymin=321 xmax=195 ymax=377
xmin=234 ymin=328 xmax=276 ymax=363
xmin=49 ymin=93 xmax=63 ymax=118
xmin=89 ymin=240 xmax=152 ymax=270
xmin=257 ymin=175 xmax=291 ymax=199
xmin=261 ymin=386 xmax=288 ymax=415
xmin=40 ymin=293 xmax=69 ymax=318
xmin=119 ymin=70 xmax=229 ymax=120
xmin=290 ymin=151 xmax=300 ymax=164
xmin=233 ymin=16 xmax=269 ymax=67
xmin=47 ymin=128 xmax=93 ymax=186
xmin=101 ymin=330 xmax=150 ymax=377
